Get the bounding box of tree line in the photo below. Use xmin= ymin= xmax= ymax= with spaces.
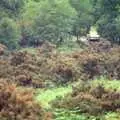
xmin=0 ymin=0 xmax=120 ymax=49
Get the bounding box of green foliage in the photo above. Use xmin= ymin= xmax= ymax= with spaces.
xmin=33 ymin=0 xmax=76 ymax=44
xmin=0 ymin=0 xmax=120 ymax=48
xmin=93 ymin=0 xmax=120 ymax=43
xmin=69 ymin=0 xmax=94 ymax=40
xmin=36 ymin=86 xmax=72 ymax=108
xmin=51 ymin=82 xmax=120 ymax=117
xmin=54 ymin=109 xmax=89 ymax=120
xmin=0 ymin=0 xmax=25 ymax=18
xmin=0 ymin=0 xmax=25 ymax=49
xmin=20 ymin=0 xmax=95 ymax=46
xmin=57 ymin=40 xmax=81 ymax=53
xmin=0 ymin=17 xmax=20 ymax=49
xmin=105 ymin=112 xmax=120 ymax=120
xmin=92 ymin=77 xmax=120 ymax=91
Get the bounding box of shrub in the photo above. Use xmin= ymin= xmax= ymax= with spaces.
xmin=51 ymin=83 xmax=120 ymax=115
xmin=0 ymin=80 xmax=50 ymax=120
xmin=0 ymin=42 xmax=119 ymax=87
xmin=0 ymin=43 xmax=7 ymax=55
xmin=71 ymin=44 xmax=120 ymax=80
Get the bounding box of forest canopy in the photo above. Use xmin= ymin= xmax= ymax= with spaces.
xmin=0 ymin=0 xmax=120 ymax=49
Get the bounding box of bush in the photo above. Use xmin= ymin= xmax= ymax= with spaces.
xmin=0 ymin=43 xmax=7 ymax=55
xmin=51 ymin=83 xmax=120 ymax=115
xmin=0 ymin=17 xmax=20 ymax=49
xmin=0 ymin=42 xmax=119 ymax=87
xmin=71 ymin=43 xmax=120 ymax=80
xmin=0 ymin=80 xmax=50 ymax=120
xmin=81 ymin=47 xmax=120 ymax=80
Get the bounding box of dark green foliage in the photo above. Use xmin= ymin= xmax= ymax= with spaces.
xmin=20 ymin=0 xmax=94 ymax=46
xmin=0 ymin=0 xmax=25 ymax=49
xmin=93 ymin=0 xmax=120 ymax=44
xmin=33 ymin=0 xmax=76 ymax=44
xmin=19 ymin=23 xmax=34 ymax=47
xmin=69 ymin=0 xmax=94 ymax=40
xmin=0 ymin=0 xmax=25 ymax=18
xmin=0 ymin=0 xmax=120 ymax=48
xmin=0 ymin=17 xmax=20 ymax=49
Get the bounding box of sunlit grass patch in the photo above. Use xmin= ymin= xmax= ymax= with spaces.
xmin=54 ymin=109 xmax=89 ymax=120
xmin=105 ymin=112 xmax=120 ymax=120
xmin=57 ymin=40 xmax=82 ymax=53
xmin=92 ymin=76 xmax=120 ymax=91
xmin=35 ymin=86 xmax=72 ymax=108
xmin=20 ymin=47 xmax=38 ymax=54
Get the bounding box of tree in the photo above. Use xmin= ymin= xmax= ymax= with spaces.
xmin=32 ymin=0 xmax=76 ymax=44
xmin=0 ymin=17 xmax=20 ymax=49
xmin=69 ymin=0 xmax=94 ymax=41
xmin=0 ymin=0 xmax=26 ymax=49
xmin=92 ymin=0 xmax=120 ymax=44
xmin=19 ymin=0 xmax=43 ymax=46
xmin=0 ymin=0 xmax=25 ymax=18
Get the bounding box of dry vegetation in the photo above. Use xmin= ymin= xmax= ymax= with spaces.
xmin=51 ymin=82 xmax=120 ymax=115
xmin=0 ymin=40 xmax=120 ymax=119
xmin=0 ymin=80 xmax=52 ymax=120
xmin=0 ymin=41 xmax=120 ymax=88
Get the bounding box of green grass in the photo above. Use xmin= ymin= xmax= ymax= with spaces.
xmin=35 ymin=86 xmax=92 ymax=120
xmin=35 ymin=86 xmax=72 ymax=108
xmin=92 ymin=76 xmax=120 ymax=91
xmin=57 ymin=40 xmax=83 ymax=53
xmin=35 ymin=85 xmax=100 ymax=120
xmin=58 ymin=45 xmax=81 ymax=54
xmin=53 ymin=109 xmax=91 ymax=120
xmin=19 ymin=47 xmax=38 ymax=54
xmin=105 ymin=112 xmax=120 ymax=120
xmin=35 ymin=77 xmax=120 ymax=120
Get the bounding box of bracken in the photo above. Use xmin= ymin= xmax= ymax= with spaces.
xmin=0 ymin=80 xmax=51 ymax=120
xmin=51 ymin=83 xmax=120 ymax=115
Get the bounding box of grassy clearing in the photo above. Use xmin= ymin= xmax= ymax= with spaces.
xmin=53 ymin=109 xmax=93 ymax=120
xmin=105 ymin=112 xmax=120 ymax=120
xmin=92 ymin=76 xmax=120 ymax=91
xmin=57 ymin=39 xmax=83 ymax=53
xmin=35 ymin=86 xmax=72 ymax=108
xmin=35 ymin=77 xmax=120 ymax=120
xmin=58 ymin=44 xmax=81 ymax=54
xmin=35 ymin=86 xmax=97 ymax=120
xmin=19 ymin=47 xmax=38 ymax=54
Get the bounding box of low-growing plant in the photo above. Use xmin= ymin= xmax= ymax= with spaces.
xmin=51 ymin=82 xmax=120 ymax=116
xmin=0 ymin=80 xmax=51 ymax=120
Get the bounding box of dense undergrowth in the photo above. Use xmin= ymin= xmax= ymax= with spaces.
xmin=35 ymin=79 xmax=120 ymax=120
xmin=0 ymin=80 xmax=52 ymax=120
xmin=51 ymin=83 xmax=120 ymax=115
xmin=50 ymin=79 xmax=120 ymax=119
xmin=0 ymin=40 xmax=120 ymax=119
xmin=0 ymin=40 xmax=120 ymax=88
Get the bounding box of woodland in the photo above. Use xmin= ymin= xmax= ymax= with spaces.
xmin=0 ymin=0 xmax=120 ymax=120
